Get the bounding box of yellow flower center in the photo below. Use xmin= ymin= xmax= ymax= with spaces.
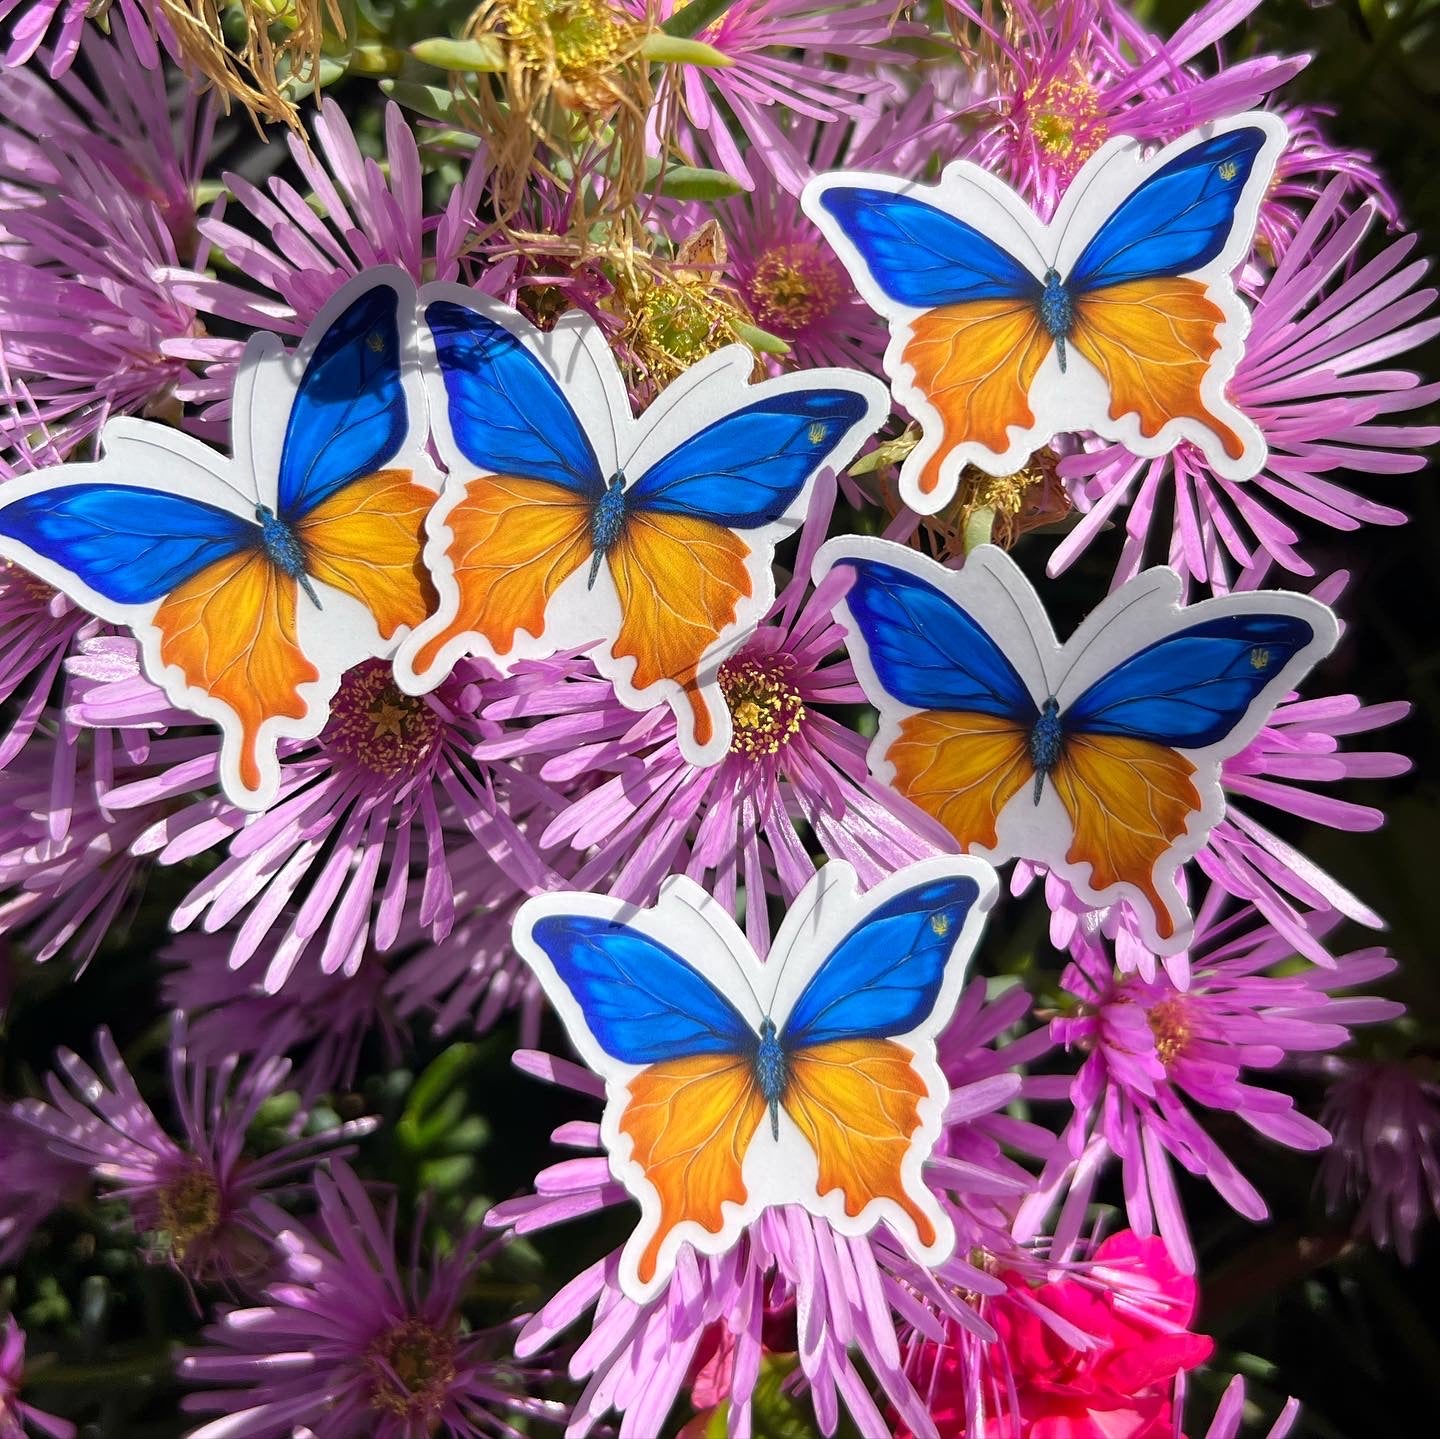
xmin=366 ymin=1317 xmax=459 ymax=1421
xmin=1147 ymin=996 xmax=1193 ymax=1068
xmin=156 ymin=1162 xmax=222 ymax=1258
xmin=500 ymin=0 xmax=635 ymax=81
xmin=748 ymin=243 xmax=842 ymax=337
xmin=719 ymin=655 xmax=806 ymax=759
xmin=619 ymin=272 xmax=745 ymax=390
xmin=1023 ymin=73 xmax=1107 ymax=166
xmin=322 ymin=660 xmax=444 ymax=778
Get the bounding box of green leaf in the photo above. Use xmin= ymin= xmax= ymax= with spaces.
xmin=661 ymin=0 xmax=735 ymax=40
xmin=381 ymin=77 xmax=459 ymax=123
xmin=410 ymin=35 xmax=507 ymax=72
xmin=641 ymin=32 xmax=733 ymax=66
xmin=645 ymin=162 xmax=746 ymax=199
xmin=396 ymin=1043 xmax=480 ymax=1150
xmin=732 ymin=321 xmax=790 ymax=356
xmin=963 ymin=505 xmax=997 ymax=553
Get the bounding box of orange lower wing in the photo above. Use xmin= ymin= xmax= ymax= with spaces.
xmin=607 ymin=511 xmax=751 ymax=750
xmin=409 ymin=474 xmax=594 ymax=675
xmin=902 ymin=300 xmax=1051 ymax=497
xmin=620 ymin=1053 xmax=766 ymax=1285
xmin=1070 ymin=277 xmax=1245 ymax=459
xmin=782 ymin=1039 xmax=936 ymax=1246
xmin=295 ymin=468 xmax=435 ymax=640
xmin=887 ymin=710 xmax=1035 ymax=851
xmin=1050 ymin=733 xmax=1202 ymax=941
xmin=154 ymin=551 xmax=317 ymax=794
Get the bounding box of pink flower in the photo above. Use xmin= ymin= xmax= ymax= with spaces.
xmin=0 ymin=1314 xmax=74 ymax=1439
xmin=906 ymin=1231 xmax=1213 ymax=1438
xmin=0 ymin=0 xmax=169 ymax=76
xmin=1052 ymin=181 xmax=1440 ymax=591
xmin=1178 ymin=1374 xmax=1300 ymax=1439
xmin=1019 ymin=901 xmax=1403 ymax=1271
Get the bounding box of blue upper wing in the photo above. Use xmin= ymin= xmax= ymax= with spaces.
xmin=781 ymin=874 xmax=982 ymax=1049
xmin=813 ymin=185 xmax=1042 ymax=309
xmin=426 ymin=300 xmax=605 ymax=499
xmin=840 ymin=557 xmax=1039 ymax=722
xmin=529 ymin=913 xmax=755 ymax=1065
xmin=1063 ymin=612 xmax=1318 ymax=748
xmin=276 ymin=282 xmax=413 ymax=519
xmin=0 ymin=485 xmax=254 ymax=605
xmin=625 ymin=389 xmax=870 ymax=528
xmin=1067 ymin=128 xmax=1268 ymax=293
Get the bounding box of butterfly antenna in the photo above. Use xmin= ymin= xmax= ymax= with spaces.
xmin=982 ymin=565 xmax=1052 ymax=698
xmin=578 ymin=334 xmax=624 ymax=479
xmin=124 ymin=432 xmax=258 ymax=511
xmin=620 ymin=361 xmax=723 ymax=475
xmin=1050 ymin=142 xmax=1138 ymax=268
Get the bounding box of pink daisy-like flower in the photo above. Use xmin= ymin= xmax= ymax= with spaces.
xmin=1319 ymin=1058 xmax=1440 ymax=1262
xmin=1052 ymin=180 xmax=1440 ymax=592
xmin=0 ymin=0 xmax=168 ymax=76
xmin=161 ymin=97 xmax=491 ymax=428
xmin=0 ymin=1315 xmax=74 ymax=1439
xmin=78 ymin=651 xmax=564 ymax=989
xmin=630 ymin=0 xmax=909 ymax=193
xmin=1017 ymin=900 xmax=1403 ymax=1272
xmin=486 ymin=483 xmax=944 ymax=955
xmin=180 ymin=1160 xmax=562 ymax=1439
xmin=12 ymin=1020 xmax=374 ymax=1282
xmin=946 ymin=0 xmax=1305 ymax=217
xmin=1176 ymin=1374 xmax=1300 ymax=1439
xmin=0 ymin=1106 xmax=88 ymax=1268
xmin=489 ymin=971 xmax=1047 ymax=1439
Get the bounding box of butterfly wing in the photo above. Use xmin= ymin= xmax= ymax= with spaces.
xmin=609 ymin=386 xmax=874 ymax=754
xmin=0 ymin=478 xmax=318 ymax=797
xmin=1054 ymin=610 xmax=1325 ymax=940
xmin=523 ymin=914 xmax=763 ymax=1286
xmin=400 ymin=300 xmax=607 ymax=685
xmin=777 ymin=872 xmax=984 ymax=1245
xmin=272 ymin=281 xmax=434 ymax=642
xmin=1064 ymin=126 xmax=1274 ymax=462
xmin=832 ymin=554 xmax=1040 ymax=850
xmin=804 ymin=180 xmax=1049 ymax=495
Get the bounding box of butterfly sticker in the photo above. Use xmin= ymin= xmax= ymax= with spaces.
xmin=513 ymin=856 xmax=997 ymax=1300
xmin=0 ymin=269 xmax=439 ymax=809
xmin=801 ymin=113 xmax=1288 ymax=513
xmin=815 ymin=539 xmax=1339 ymax=954
xmin=391 ymin=286 xmax=888 ymax=765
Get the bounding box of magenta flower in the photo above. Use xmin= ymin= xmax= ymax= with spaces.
xmin=1052 ymin=181 xmax=1440 ymax=591
xmin=1319 ymin=1058 xmax=1440 ymax=1262
xmin=0 ymin=0 xmax=168 ymax=76
xmin=162 ymin=97 xmax=491 ymax=429
xmin=0 ymin=1315 xmax=74 ymax=1439
xmin=488 ymin=484 xmax=944 ymax=955
xmin=1017 ymin=902 xmax=1403 ymax=1271
xmin=630 ymin=0 xmax=908 ymax=192
xmin=180 ymin=1161 xmax=561 ymax=1439
xmin=0 ymin=1107 xmax=87 ymax=1268
xmin=12 ymin=1021 xmax=373 ymax=1282
xmin=74 ymin=651 xmax=562 ymax=989
xmin=946 ymin=0 xmax=1305 ymax=217
xmin=1176 ymin=1374 xmax=1300 ymax=1439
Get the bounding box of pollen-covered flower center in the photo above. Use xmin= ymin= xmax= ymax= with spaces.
xmin=366 ymin=1317 xmax=459 ymax=1420
xmin=748 ymin=243 xmax=843 ymax=336
xmin=500 ymin=0 xmax=634 ymax=81
xmin=719 ymin=656 xmax=806 ymax=758
xmin=1147 ymin=996 xmax=1193 ymax=1067
xmin=1022 ymin=73 xmax=1107 ymax=165
xmin=157 ymin=1162 xmax=222 ymax=1256
xmin=322 ymin=660 xmax=444 ymax=778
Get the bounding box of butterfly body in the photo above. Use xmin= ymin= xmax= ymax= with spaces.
xmin=816 ymin=539 xmax=1338 ymax=954
xmin=514 ymin=859 xmax=997 ymax=1299
xmin=253 ymin=504 xmax=322 ymax=608
xmin=802 ymin=114 xmax=1287 ymax=511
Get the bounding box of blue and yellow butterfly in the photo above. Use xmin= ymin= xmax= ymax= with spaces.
xmin=816 ymin=539 xmax=1338 ymax=954
xmin=802 ymin=114 xmax=1287 ymax=512
xmin=392 ymin=286 xmax=887 ymax=766
xmin=513 ymin=858 xmax=996 ymax=1298
xmin=0 ymin=271 xmax=437 ymax=808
